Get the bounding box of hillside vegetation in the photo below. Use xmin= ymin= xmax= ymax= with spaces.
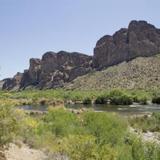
xmin=1 ymin=106 xmax=160 ymax=160
xmin=65 ymin=55 xmax=160 ymax=90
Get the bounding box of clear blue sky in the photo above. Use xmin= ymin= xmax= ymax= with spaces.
xmin=0 ymin=0 xmax=160 ymax=79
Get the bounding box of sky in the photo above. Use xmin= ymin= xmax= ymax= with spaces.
xmin=0 ymin=0 xmax=160 ymax=79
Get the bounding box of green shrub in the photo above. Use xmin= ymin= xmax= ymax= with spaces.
xmin=82 ymin=112 xmax=127 ymax=146
xmin=138 ymin=97 xmax=148 ymax=105
xmin=65 ymin=135 xmax=119 ymax=160
xmin=83 ymin=97 xmax=92 ymax=105
xmin=64 ymin=135 xmax=97 ymax=160
xmin=152 ymin=96 xmax=160 ymax=104
xmin=130 ymin=138 xmax=160 ymax=160
xmin=132 ymin=95 xmax=148 ymax=105
xmin=42 ymin=108 xmax=81 ymax=137
xmin=129 ymin=112 xmax=160 ymax=132
xmin=0 ymin=105 xmax=159 ymax=160
xmin=108 ymin=90 xmax=133 ymax=105
xmin=110 ymin=94 xmax=133 ymax=105
xmin=0 ymin=106 xmax=19 ymax=146
xmin=94 ymin=95 xmax=108 ymax=104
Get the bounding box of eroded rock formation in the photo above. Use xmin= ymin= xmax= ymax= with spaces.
xmin=93 ymin=20 xmax=160 ymax=69
xmin=1 ymin=20 xmax=160 ymax=90
xmin=2 ymin=51 xmax=92 ymax=90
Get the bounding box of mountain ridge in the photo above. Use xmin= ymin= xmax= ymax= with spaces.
xmin=1 ymin=20 xmax=160 ymax=90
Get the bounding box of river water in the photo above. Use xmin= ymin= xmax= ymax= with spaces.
xmin=19 ymin=103 xmax=160 ymax=116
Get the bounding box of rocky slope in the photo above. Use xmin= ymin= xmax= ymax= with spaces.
xmin=1 ymin=20 xmax=160 ymax=90
xmin=65 ymin=55 xmax=160 ymax=90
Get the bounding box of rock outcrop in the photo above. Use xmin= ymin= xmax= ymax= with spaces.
xmin=93 ymin=20 xmax=160 ymax=69
xmin=1 ymin=20 xmax=160 ymax=90
xmin=2 ymin=51 xmax=92 ymax=90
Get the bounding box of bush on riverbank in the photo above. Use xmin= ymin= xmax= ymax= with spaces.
xmin=94 ymin=90 xmax=133 ymax=105
xmin=0 ymin=89 xmax=157 ymax=106
xmin=82 ymin=97 xmax=92 ymax=104
xmin=108 ymin=90 xmax=133 ymax=105
xmin=129 ymin=112 xmax=160 ymax=132
xmin=152 ymin=96 xmax=160 ymax=104
xmin=94 ymin=95 xmax=108 ymax=104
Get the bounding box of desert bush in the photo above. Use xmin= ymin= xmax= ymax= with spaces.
xmin=129 ymin=112 xmax=160 ymax=132
xmin=130 ymin=138 xmax=160 ymax=160
xmin=0 ymin=106 xmax=19 ymax=146
xmin=42 ymin=108 xmax=81 ymax=137
xmin=64 ymin=135 xmax=97 ymax=160
xmin=0 ymin=106 xmax=158 ymax=160
xmin=82 ymin=111 xmax=127 ymax=146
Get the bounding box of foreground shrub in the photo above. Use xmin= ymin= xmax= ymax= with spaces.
xmin=42 ymin=108 xmax=80 ymax=137
xmin=82 ymin=111 xmax=127 ymax=146
xmin=64 ymin=135 xmax=118 ymax=160
xmin=129 ymin=112 xmax=160 ymax=132
xmin=130 ymin=137 xmax=160 ymax=160
xmin=0 ymin=106 xmax=19 ymax=146
xmin=65 ymin=135 xmax=97 ymax=160
xmin=1 ymin=106 xmax=158 ymax=160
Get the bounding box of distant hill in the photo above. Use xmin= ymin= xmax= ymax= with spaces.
xmin=1 ymin=20 xmax=160 ymax=90
xmin=65 ymin=55 xmax=160 ymax=90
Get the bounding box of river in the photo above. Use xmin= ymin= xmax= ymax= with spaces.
xmin=19 ymin=103 xmax=160 ymax=116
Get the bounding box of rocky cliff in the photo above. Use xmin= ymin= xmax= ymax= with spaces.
xmin=1 ymin=20 xmax=160 ymax=90
xmin=2 ymin=51 xmax=92 ymax=90
xmin=93 ymin=20 xmax=160 ymax=69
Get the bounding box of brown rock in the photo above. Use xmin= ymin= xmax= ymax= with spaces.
xmin=2 ymin=51 xmax=92 ymax=90
xmin=93 ymin=20 xmax=160 ymax=69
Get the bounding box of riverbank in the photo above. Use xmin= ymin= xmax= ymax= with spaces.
xmin=1 ymin=89 xmax=160 ymax=107
xmin=1 ymin=89 xmax=160 ymax=159
xmin=1 ymin=106 xmax=160 ymax=159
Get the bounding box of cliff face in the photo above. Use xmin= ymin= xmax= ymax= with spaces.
xmin=93 ymin=20 xmax=160 ymax=69
xmin=1 ymin=20 xmax=160 ymax=90
xmin=2 ymin=51 xmax=92 ymax=90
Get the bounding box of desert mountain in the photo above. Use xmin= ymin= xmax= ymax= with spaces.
xmin=1 ymin=20 xmax=160 ymax=90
